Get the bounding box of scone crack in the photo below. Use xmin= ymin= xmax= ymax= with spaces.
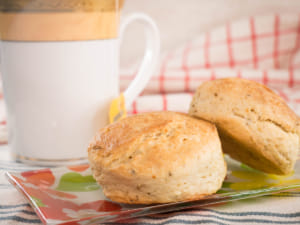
xmin=92 ymin=145 xmax=104 ymax=150
xmin=263 ymin=119 xmax=293 ymax=134
xmin=232 ymin=109 xmax=295 ymax=135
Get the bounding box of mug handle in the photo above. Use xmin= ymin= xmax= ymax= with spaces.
xmin=120 ymin=13 xmax=160 ymax=108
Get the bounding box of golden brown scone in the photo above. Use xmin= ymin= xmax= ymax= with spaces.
xmin=88 ymin=111 xmax=226 ymax=204
xmin=189 ymin=78 xmax=300 ymax=175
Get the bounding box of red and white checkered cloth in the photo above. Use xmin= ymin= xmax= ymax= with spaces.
xmin=121 ymin=13 xmax=300 ymax=116
xmin=0 ymin=13 xmax=300 ymax=143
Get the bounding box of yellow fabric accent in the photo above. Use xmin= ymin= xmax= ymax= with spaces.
xmin=109 ymin=93 xmax=127 ymax=124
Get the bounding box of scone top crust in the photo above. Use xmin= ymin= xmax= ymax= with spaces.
xmin=88 ymin=111 xmax=218 ymax=177
xmin=189 ymin=78 xmax=300 ymax=174
xmin=190 ymin=78 xmax=299 ymax=135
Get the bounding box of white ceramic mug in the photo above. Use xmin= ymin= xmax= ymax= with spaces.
xmin=0 ymin=1 xmax=160 ymax=165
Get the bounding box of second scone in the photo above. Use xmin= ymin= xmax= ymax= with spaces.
xmin=189 ymin=78 xmax=300 ymax=175
xmin=88 ymin=111 xmax=226 ymax=204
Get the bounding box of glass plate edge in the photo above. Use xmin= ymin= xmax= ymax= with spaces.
xmin=5 ymin=171 xmax=49 ymax=225
xmin=81 ymin=183 xmax=300 ymax=225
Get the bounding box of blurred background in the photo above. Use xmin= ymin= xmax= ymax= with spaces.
xmin=121 ymin=0 xmax=300 ymax=67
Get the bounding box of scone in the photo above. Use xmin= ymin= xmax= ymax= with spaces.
xmin=88 ymin=111 xmax=226 ymax=204
xmin=189 ymin=78 xmax=300 ymax=175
